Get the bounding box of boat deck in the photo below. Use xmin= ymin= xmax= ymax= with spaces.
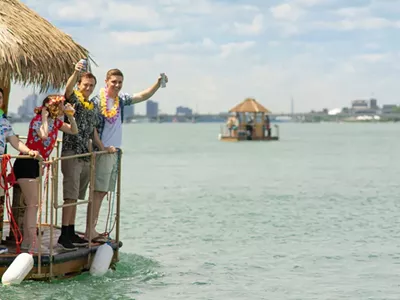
xmin=0 ymin=222 xmax=122 ymax=280
xmin=220 ymin=136 xmax=279 ymax=142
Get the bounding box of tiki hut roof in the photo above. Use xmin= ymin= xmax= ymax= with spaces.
xmin=0 ymin=0 xmax=95 ymax=92
xmin=229 ymin=98 xmax=271 ymax=113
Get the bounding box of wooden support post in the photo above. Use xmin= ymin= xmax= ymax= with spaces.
xmin=2 ymin=78 xmax=11 ymax=115
xmin=0 ymin=196 xmax=3 ymax=244
xmin=116 ymin=150 xmax=122 ymax=261
xmin=0 ymin=79 xmax=11 ymax=244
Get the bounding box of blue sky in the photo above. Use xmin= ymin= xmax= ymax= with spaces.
xmin=9 ymin=0 xmax=400 ymax=114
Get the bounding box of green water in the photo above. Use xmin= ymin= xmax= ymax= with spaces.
xmin=1 ymin=122 xmax=400 ymax=299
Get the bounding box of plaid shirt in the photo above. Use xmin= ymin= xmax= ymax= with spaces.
xmin=92 ymin=92 xmax=134 ymax=140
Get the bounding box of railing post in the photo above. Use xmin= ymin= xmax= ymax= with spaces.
xmin=45 ymin=165 xmax=49 ymax=224
xmin=87 ymin=141 xmax=96 ymax=265
xmin=116 ymin=150 xmax=122 ymax=261
xmin=37 ymin=159 xmax=43 ymax=276
xmin=49 ymin=158 xmax=56 ymax=280
xmin=51 ymin=140 xmax=61 ymax=230
xmin=54 ymin=152 xmax=59 ymax=227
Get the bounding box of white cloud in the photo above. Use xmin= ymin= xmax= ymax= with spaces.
xmin=106 ymin=4 xmax=163 ymax=27
xmin=293 ymin=0 xmax=331 ymax=6
xmin=166 ymin=38 xmax=217 ymax=52
xmin=355 ymin=53 xmax=391 ymax=63
xmin=110 ymin=30 xmax=177 ymax=46
xmin=54 ymin=2 xmax=98 ymax=20
xmin=316 ymin=18 xmax=400 ymax=30
xmin=364 ymin=43 xmax=380 ymax=50
xmin=335 ymin=6 xmax=370 ymax=18
xmin=220 ymin=41 xmax=256 ymax=58
xmin=234 ymin=14 xmax=264 ymax=35
xmin=270 ymin=3 xmax=304 ymax=21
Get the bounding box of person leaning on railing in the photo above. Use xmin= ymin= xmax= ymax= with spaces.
xmin=12 ymin=95 xmax=78 ymax=253
xmin=0 ymin=88 xmax=41 ymax=254
xmin=0 ymin=87 xmax=41 ymax=184
xmin=85 ymin=69 xmax=168 ymax=243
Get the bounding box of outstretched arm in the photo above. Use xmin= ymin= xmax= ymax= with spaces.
xmin=132 ymin=74 xmax=168 ymax=104
xmin=65 ymin=61 xmax=85 ymax=100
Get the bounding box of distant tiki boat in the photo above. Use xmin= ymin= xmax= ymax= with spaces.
xmin=0 ymin=0 xmax=122 ymax=282
xmin=219 ymin=97 xmax=279 ymax=142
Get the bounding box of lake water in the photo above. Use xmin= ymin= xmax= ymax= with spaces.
xmin=2 ymin=122 xmax=400 ymax=299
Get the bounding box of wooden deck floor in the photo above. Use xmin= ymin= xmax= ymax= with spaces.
xmin=2 ymin=222 xmax=68 ymax=255
xmin=220 ymin=136 xmax=279 ymax=142
xmin=0 ymin=221 xmax=122 ymax=265
xmin=0 ymin=222 xmax=121 ymax=280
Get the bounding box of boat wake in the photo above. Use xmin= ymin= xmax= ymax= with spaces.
xmin=0 ymin=252 xmax=164 ymax=300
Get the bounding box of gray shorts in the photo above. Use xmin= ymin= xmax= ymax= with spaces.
xmin=94 ymin=152 xmax=118 ymax=192
xmin=61 ymin=151 xmax=90 ymax=200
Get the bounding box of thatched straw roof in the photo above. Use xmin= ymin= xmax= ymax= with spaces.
xmin=229 ymin=98 xmax=271 ymax=113
xmin=0 ymin=0 xmax=95 ymax=92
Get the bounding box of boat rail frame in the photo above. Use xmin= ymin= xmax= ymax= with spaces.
xmin=0 ymin=137 xmax=122 ymax=279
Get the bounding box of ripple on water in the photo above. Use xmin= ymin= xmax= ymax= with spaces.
xmin=0 ymin=252 xmax=162 ymax=300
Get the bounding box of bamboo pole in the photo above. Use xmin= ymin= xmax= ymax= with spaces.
xmin=49 ymin=158 xmax=55 ymax=280
xmin=54 ymin=141 xmax=60 ymax=226
xmin=87 ymin=141 xmax=96 ymax=265
xmin=37 ymin=159 xmax=43 ymax=275
xmin=0 ymin=80 xmax=11 ymax=241
xmin=2 ymin=78 xmax=11 ymax=115
xmin=45 ymin=165 xmax=49 ymax=223
xmin=54 ymin=151 xmax=109 ymax=162
xmin=116 ymin=150 xmax=122 ymax=261
xmin=50 ymin=140 xmax=60 ymax=225
xmin=54 ymin=152 xmax=59 ymax=227
xmin=262 ymin=112 xmax=265 ymax=138
xmin=54 ymin=200 xmax=89 ymax=209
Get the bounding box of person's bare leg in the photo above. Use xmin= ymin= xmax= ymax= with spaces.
xmin=61 ymin=199 xmax=75 ymax=226
xmin=18 ymin=179 xmax=39 ymax=248
xmin=85 ymin=191 xmax=107 ymax=239
xmin=70 ymin=204 xmax=77 ymax=225
xmin=67 ymin=200 xmax=77 ymax=235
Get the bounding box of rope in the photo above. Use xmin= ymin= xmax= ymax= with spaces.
xmin=0 ymin=155 xmax=22 ymax=254
xmin=104 ymin=192 xmax=111 ymax=234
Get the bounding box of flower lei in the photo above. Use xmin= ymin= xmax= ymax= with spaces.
xmin=74 ymin=90 xmax=94 ymax=110
xmin=33 ymin=95 xmax=65 ymax=115
xmin=48 ymin=95 xmax=65 ymax=105
xmin=99 ymin=87 xmax=120 ymax=124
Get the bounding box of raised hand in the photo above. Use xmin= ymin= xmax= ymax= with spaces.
xmin=64 ymin=103 xmax=76 ymax=117
xmin=75 ymin=61 xmax=85 ymax=72
xmin=158 ymin=73 xmax=168 ymax=85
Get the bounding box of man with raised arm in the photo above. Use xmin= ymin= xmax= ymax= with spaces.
xmin=58 ymin=61 xmax=107 ymax=251
xmin=85 ymin=69 xmax=168 ymax=242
